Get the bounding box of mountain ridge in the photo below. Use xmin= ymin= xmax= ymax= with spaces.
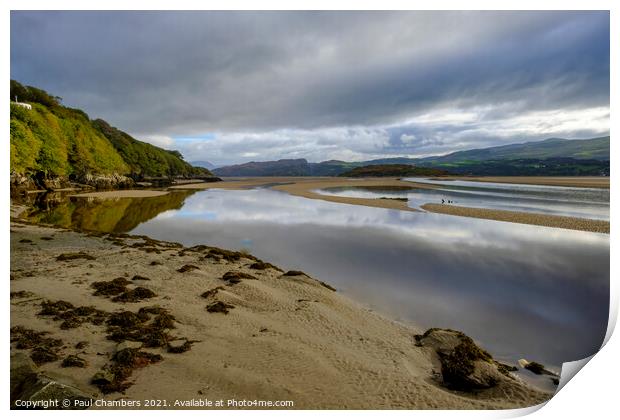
xmin=213 ymin=136 xmax=610 ymax=177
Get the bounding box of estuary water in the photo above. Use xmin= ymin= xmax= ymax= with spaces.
xmin=317 ymin=177 xmax=609 ymax=220
xmin=26 ymin=186 xmax=610 ymax=382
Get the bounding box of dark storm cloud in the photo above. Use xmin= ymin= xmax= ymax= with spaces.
xmin=11 ymin=11 xmax=609 ymax=164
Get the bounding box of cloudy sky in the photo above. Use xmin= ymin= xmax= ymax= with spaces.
xmin=11 ymin=11 xmax=609 ymax=166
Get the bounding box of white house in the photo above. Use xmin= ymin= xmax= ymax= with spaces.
xmin=11 ymin=96 xmax=32 ymax=110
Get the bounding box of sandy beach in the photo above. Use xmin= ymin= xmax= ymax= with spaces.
xmin=72 ymin=190 xmax=170 ymax=199
xmin=10 ymin=210 xmax=551 ymax=409
xmin=421 ymin=204 xmax=610 ymax=234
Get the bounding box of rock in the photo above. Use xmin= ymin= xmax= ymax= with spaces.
xmin=116 ymin=341 xmax=143 ymax=352
xmin=12 ymin=374 xmax=93 ymax=409
xmin=91 ymin=369 xmax=115 ymax=385
xmin=11 ymin=353 xmax=38 ymax=397
xmin=415 ymin=328 xmax=509 ymax=391
xmin=167 ymin=340 xmax=194 ymax=353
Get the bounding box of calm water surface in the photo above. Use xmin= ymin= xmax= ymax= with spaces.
xmin=318 ymin=178 xmax=609 ymax=220
xmin=27 ymin=187 xmax=609 ymax=379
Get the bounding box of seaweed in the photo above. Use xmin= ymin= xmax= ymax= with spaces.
xmin=111 ymin=287 xmax=157 ymax=303
xmin=92 ymin=348 xmax=163 ymax=394
xmin=524 ymin=361 xmax=546 ymax=375
xmin=204 ymin=247 xmax=257 ymax=262
xmin=75 ymin=341 xmax=89 ymax=349
xmin=38 ymin=300 xmax=110 ymax=328
xmin=56 ymin=252 xmax=96 ymax=261
xmin=249 ymin=261 xmax=281 ymax=271
xmin=200 ymin=286 xmax=224 ymax=299
xmin=206 ymin=301 xmax=235 ymax=314
xmin=283 ymin=270 xmax=307 ymax=277
xmin=62 ymin=355 xmax=87 ymax=368
xmin=105 ymin=308 xmax=175 ymax=348
xmin=222 ymin=271 xmax=256 ymax=284
xmin=10 ymin=326 xmax=64 ymax=366
xmin=38 ymin=300 xmax=75 ymax=316
xmin=177 ymin=264 xmax=199 ymax=273
xmin=319 ymin=281 xmax=337 ymax=292
xmin=92 ymin=277 xmax=132 ymax=296
xmin=10 ymin=290 xmax=34 ymax=299
xmin=167 ymin=340 xmax=197 ymax=354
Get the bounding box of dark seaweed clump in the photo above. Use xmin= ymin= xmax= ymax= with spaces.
xmin=206 ymin=301 xmax=235 ymax=314
xmin=105 ymin=308 xmax=176 ymax=347
xmin=10 ymin=326 xmax=64 ymax=366
xmin=38 ymin=300 xmax=109 ymax=329
xmin=200 ymin=286 xmax=224 ymax=299
xmin=10 ymin=290 xmax=34 ymax=299
xmin=524 ymin=361 xmax=546 ymax=375
xmin=112 ymin=287 xmax=157 ymax=303
xmin=249 ymin=261 xmax=281 ymax=271
xmin=167 ymin=340 xmax=198 ymax=354
xmin=222 ymin=271 xmax=256 ymax=284
xmin=92 ymin=348 xmax=163 ymax=394
xmin=177 ymin=264 xmax=199 ymax=273
xmin=75 ymin=341 xmax=89 ymax=349
xmin=62 ymin=355 xmax=87 ymax=368
xmin=92 ymin=277 xmax=132 ymax=296
xmin=319 ymin=281 xmax=337 ymax=292
xmin=56 ymin=252 xmax=96 ymax=261
xmin=202 ymin=246 xmax=258 ymax=263
xmin=283 ymin=270 xmax=307 ymax=277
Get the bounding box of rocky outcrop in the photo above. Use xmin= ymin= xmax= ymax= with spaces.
xmin=11 ymin=352 xmax=93 ymax=409
xmin=414 ymin=328 xmax=515 ymax=391
xmin=77 ymin=173 xmax=134 ymax=189
xmin=10 ymin=172 xmax=38 ymax=191
xmin=10 ymin=171 xmax=134 ymax=192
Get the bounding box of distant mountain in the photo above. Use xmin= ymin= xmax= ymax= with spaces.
xmin=212 ymin=136 xmax=610 ymax=177
xmin=10 ymin=80 xmax=216 ymax=190
xmin=419 ymin=136 xmax=610 ymax=164
xmin=214 ymin=159 xmax=311 ymax=176
xmin=339 ymin=165 xmax=451 ymax=178
xmin=190 ymin=160 xmax=216 ymax=170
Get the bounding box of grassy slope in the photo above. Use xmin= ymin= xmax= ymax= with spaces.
xmin=91 ymin=119 xmax=210 ymax=178
xmin=10 ymin=80 xmax=212 ymax=180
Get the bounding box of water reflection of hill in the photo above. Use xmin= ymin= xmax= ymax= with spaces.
xmin=25 ymin=190 xmax=197 ymax=232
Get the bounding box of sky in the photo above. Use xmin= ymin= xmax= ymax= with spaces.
xmin=11 ymin=11 xmax=610 ymax=166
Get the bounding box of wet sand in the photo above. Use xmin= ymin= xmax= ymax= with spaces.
xmin=72 ymin=190 xmax=170 ymax=199
xmin=10 ymin=213 xmax=550 ymax=409
xmin=422 ymin=204 xmax=609 ymax=234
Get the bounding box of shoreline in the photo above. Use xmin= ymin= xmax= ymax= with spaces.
xmin=421 ymin=204 xmax=610 ymax=234
xmin=10 ymin=209 xmax=551 ymax=409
